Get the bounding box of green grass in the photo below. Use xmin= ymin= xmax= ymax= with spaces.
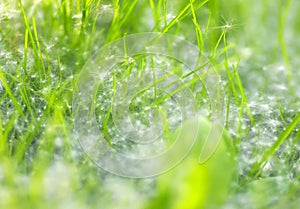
xmin=1 ymin=0 xmax=300 ymax=208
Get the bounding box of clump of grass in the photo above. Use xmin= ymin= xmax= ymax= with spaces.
xmin=1 ymin=0 xmax=300 ymax=208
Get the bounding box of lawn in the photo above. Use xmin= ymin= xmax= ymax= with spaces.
xmin=1 ymin=0 xmax=300 ymax=208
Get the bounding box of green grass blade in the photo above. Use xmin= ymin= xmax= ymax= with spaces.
xmin=0 ymin=69 xmax=25 ymax=118
xmin=242 ymin=112 xmax=300 ymax=185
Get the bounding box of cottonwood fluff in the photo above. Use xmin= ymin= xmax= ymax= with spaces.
xmin=72 ymin=33 xmax=225 ymax=178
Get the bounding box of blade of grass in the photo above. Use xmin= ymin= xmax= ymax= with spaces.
xmin=32 ymin=16 xmax=46 ymax=78
xmin=242 ymin=112 xmax=300 ymax=185
xmin=278 ymin=0 xmax=294 ymax=95
xmin=0 ymin=112 xmax=17 ymax=156
xmin=190 ymin=0 xmax=204 ymax=51
xmin=162 ymin=0 xmax=208 ymax=34
xmin=149 ymin=0 xmax=159 ymax=29
xmin=232 ymin=61 xmax=254 ymax=124
xmin=0 ymin=69 xmax=25 ymax=118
